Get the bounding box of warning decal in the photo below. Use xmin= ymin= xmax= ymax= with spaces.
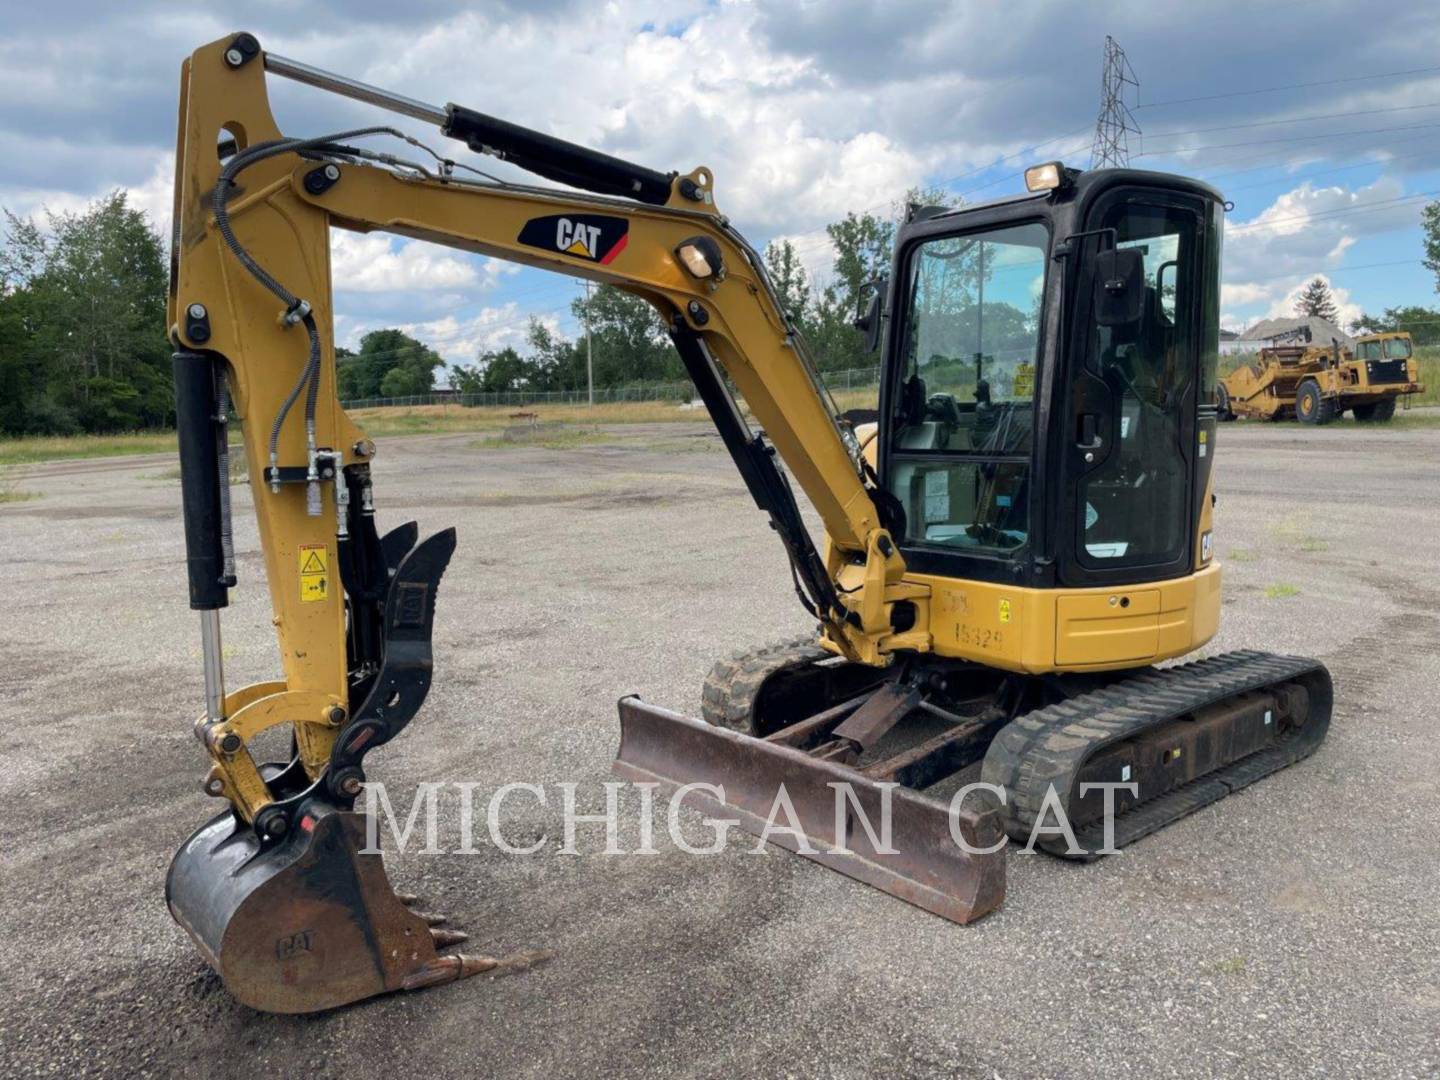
xmin=299 ymin=544 xmax=329 ymax=603
xmin=998 ymin=598 xmax=1012 ymax=624
xmin=1012 ymin=362 xmax=1034 ymax=399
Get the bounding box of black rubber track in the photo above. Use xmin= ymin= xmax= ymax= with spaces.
xmin=980 ymin=650 xmax=1333 ymax=859
xmin=700 ymin=637 xmax=829 ymax=733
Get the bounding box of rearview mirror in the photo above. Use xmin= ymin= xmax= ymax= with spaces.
xmin=1093 ymin=248 xmax=1144 ymax=328
xmin=853 ymin=277 xmax=888 ymax=353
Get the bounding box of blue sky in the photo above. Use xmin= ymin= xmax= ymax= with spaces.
xmin=3 ymin=1 xmax=1438 ymax=373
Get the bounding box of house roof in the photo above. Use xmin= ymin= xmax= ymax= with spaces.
xmin=1239 ymin=315 xmax=1354 ymax=349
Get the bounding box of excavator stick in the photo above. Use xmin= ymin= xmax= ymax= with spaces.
xmin=614 ymin=695 xmax=1007 ymax=924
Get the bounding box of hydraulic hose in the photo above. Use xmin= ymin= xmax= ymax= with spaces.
xmin=209 ymin=126 xmax=404 ymax=471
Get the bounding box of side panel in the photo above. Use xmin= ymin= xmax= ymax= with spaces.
xmin=907 ymin=562 xmax=1221 ymax=674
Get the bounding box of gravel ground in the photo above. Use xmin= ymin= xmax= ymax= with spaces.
xmin=0 ymin=418 xmax=1437 ymax=1079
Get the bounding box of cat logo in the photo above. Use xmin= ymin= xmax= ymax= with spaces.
xmin=517 ymin=213 xmax=628 ymax=265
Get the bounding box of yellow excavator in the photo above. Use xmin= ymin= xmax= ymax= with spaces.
xmin=164 ymin=33 xmax=1333 ymax=1014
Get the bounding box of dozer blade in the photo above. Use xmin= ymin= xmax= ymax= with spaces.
xmin=614 ymin=698 xmax=1006 ymax=924
xmin=167 ymin=798 xmax=493 ymax=1014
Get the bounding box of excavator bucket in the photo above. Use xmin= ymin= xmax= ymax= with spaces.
xmin=167 ymin=798 xmax=493 ymax=1014
xmin=165 ymin=527 xmax=492 ymax=1014
xmin=613 ymin=697 xmax=1007 ymax=924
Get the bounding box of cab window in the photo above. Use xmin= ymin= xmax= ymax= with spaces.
xmin=1384 ymin=337 xmax=1412 ymax=359
xmin=1078 ymin=202 xmax=1197 ymax=567
xmin=887 ymin=221 xmax=1047 ymax=554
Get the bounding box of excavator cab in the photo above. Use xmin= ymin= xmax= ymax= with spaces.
xmin=878 ymin=169 xmax=1223 ymax=590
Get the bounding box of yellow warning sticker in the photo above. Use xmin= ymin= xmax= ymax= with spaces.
xmin=998 ymin=598 xmax=1012 ymax=624
xmin=299 ymin=544 xmax=329 ymax=603
xmin=1012 ymin=362 xmax=1034 ymax=399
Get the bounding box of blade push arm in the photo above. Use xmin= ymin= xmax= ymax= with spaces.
xmin=168 ymin=34 xmax=928 ymax=830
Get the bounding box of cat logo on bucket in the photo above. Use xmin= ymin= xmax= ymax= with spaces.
xmin=518 ymin=213 xmax=628 ymax=265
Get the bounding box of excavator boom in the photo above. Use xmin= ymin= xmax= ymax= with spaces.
xmin=165 ymin=32 xmax=939 ymax=1012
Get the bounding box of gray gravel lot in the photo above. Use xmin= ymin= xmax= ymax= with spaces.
xmin=1 ymin=418 xmax=1437 ymax=1079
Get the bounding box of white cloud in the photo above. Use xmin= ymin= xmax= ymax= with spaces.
xmin=352 ymin=4 xmax=934 ymax=239
xmin=1221 ymin=282 xmax=1271 ymax=307
xmin=330 ymin=232 xmax=487 ymax=293
xmin=1220 ymin=177 xmax=1424 ymax=327
xmin=5 ymin=2 xmax=1440 ymax=352
xmin=0 ymin=153 xmax=174 ymax=238
xmin=1224 ymin=177 xmax=1417 ymax=283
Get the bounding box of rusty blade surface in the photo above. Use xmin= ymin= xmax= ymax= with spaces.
xmin=613 ymin=697 xmax=1006 ymax=925
xmin=167 ymin=803 xmax=485 ymax=1013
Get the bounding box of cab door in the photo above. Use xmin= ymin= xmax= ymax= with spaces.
xmin=1058 ymin=191 xmax=1208 ymax=587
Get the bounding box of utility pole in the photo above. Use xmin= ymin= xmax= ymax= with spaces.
xmin=583 ymin=280 xmax=595 ymax=405
xmin=1090 ymin=35 xmax=1141 ymax=169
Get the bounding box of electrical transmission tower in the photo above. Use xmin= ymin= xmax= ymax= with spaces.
xmin=1090 ymin=35 xmax=1141 ymax=169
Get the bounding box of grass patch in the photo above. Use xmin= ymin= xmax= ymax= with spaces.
xmin=1266 ymin=511 xmax=1310 ymax=546
xmin=1208 ymin=956 xmax=1248 ymax=976
xmin=1263 ymin=582 xmax=1300 ymax=600
xmin=1226 ymin=548 xmax=1256 ymax=563
xmin=1267 ymin=511 xmax=1329 ymax=554
xmin=1366 ymin=409 xmax=1440 ymax=429
xmin=0 ymin=467 xmax=37 ymax=504
xmin=829 ymin=386 xmax=880 ymax=415
xmin=0 ymin=401 xmax=712 ymax=465
xmin=351 ymin=399 xmax=707 ymax=438
xmin=0 ymin=430 xmax=180 ymax=467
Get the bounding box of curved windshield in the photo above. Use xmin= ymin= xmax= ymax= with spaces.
xmin=887 ymin=221 xmax=1048 ymax=554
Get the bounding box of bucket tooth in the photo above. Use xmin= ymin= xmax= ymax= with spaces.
xmin=430 ymin=928 xmax=469 ymax=948
xmin=613 ymin=696 xmax=1006 ymax=925
xmin=402 ymin=954 xmax=499 ymax=991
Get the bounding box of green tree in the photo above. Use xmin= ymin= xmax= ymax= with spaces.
xmin=1424 ymin=198 xmax=1440 ymax=295
xmin=570 ymin=285 xmax=678 ymax=385
xmin=333 ymin=346 xmax=361 ymax=399
xmin=522 ymin=317 xmax=584 ymax=390
xmin=339 ymin=329 xmax=444 ymax=399
xmin=1293 ymin=277 xmax=1339 ymax=322
xmin=803 ymin=210 xmax=895 ymax=373
xmin=763 ymin=239 xmax=811 ymax=324
xmin=1352 ymin=304 xmax=1440 ymax=346
xmin=825 ymin=210 xmax=895 ymax=320
xmin=0 ymin=192 xmax=169 ymax=433
xmin=453 ymin=346 xmax=532 ymax=393
xmin=802 ymin=188 xmax=965 ymax=374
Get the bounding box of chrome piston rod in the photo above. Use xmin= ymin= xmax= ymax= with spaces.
xmin=199 ymin=610 xmax=226 ymax=723
xmin=264 ymin=53 xmax=447 ymax=128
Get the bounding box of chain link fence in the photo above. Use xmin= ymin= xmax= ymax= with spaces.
xmin=341 ymin=366 xmax=883 ymax=411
